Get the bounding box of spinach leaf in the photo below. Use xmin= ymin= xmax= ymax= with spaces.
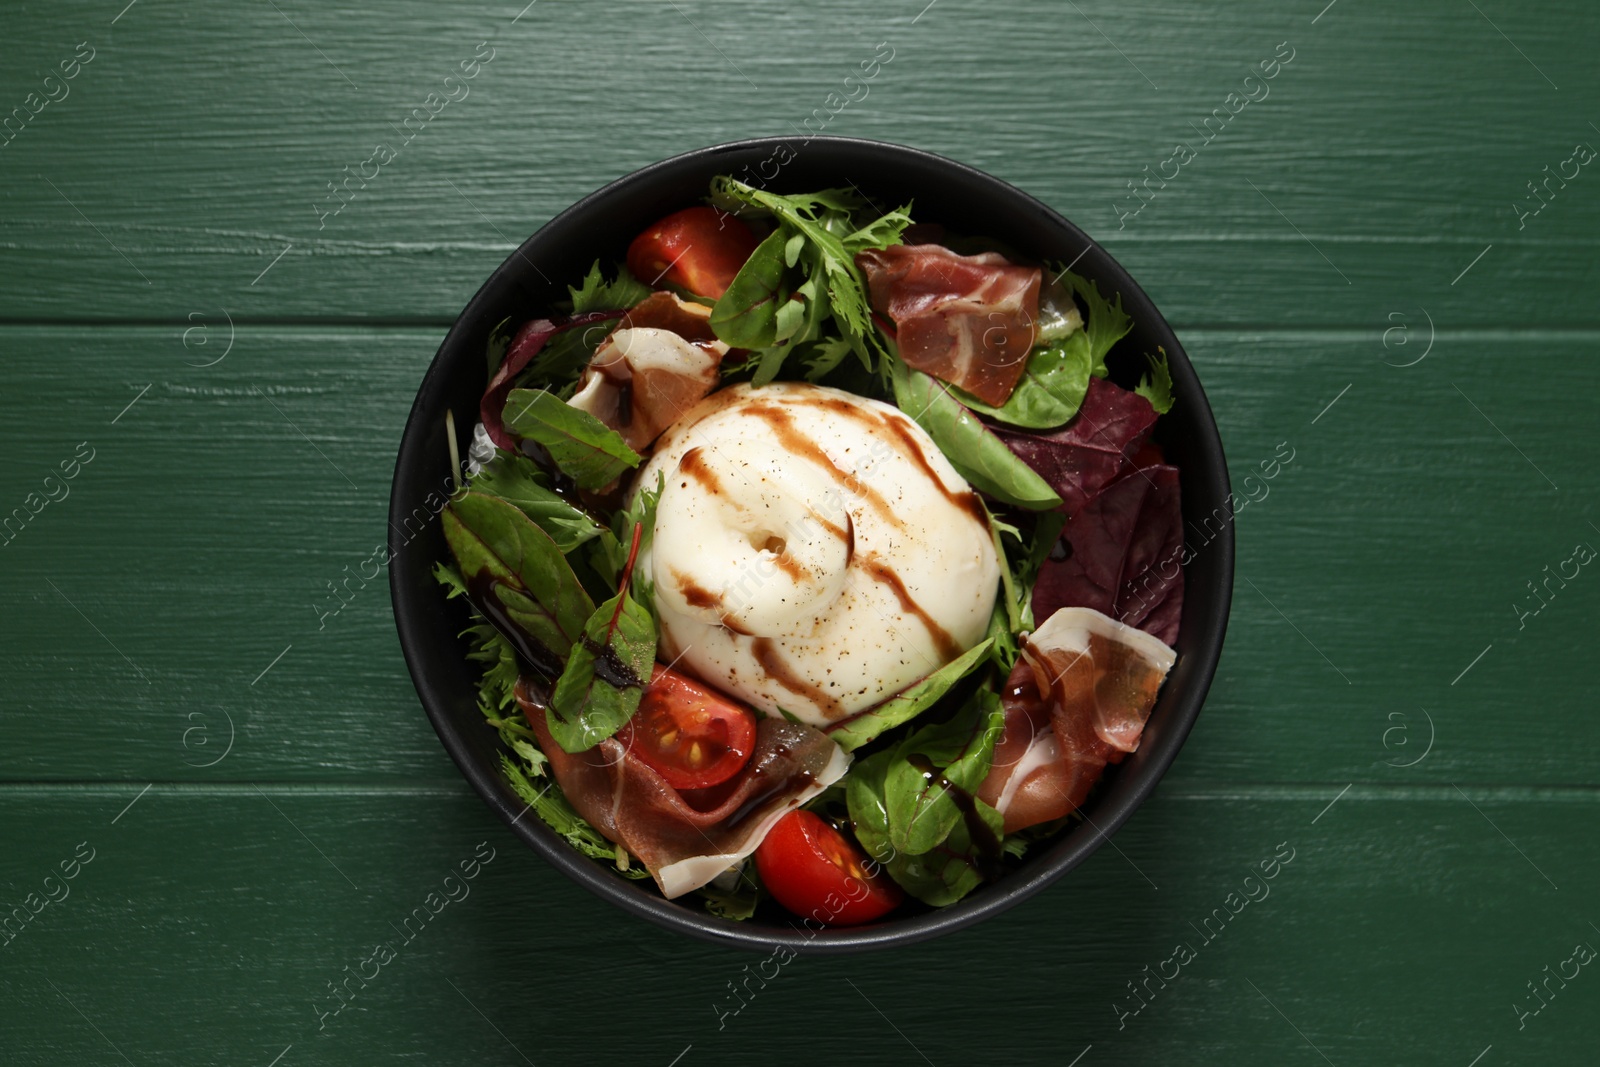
xmin=846 ymin=741 xmax=1006 ymax=907
xmin=441 ymin=491 xmax=595 ymax=676
xmin=826 ymin=639 xmax=992 ymax=752
xmin=501 ymin=387 xmax=641 ymax=489
xmin=888 ymin=357 xmax=1062 ymax=511
xmin=1135 ymin=348 xmax=1176 ymax=414
xmin=883 ymin=690 xmax=1006 ymax=856
xmin=469 ymin=448 xmax=603 ymax=552
xmin=547 ymin=523 xmax=657 ymax=753
xmin=957 ymin=330 xmax=1096 ymax=430
xmin=709 ymin=228 xmax=789 ymax=349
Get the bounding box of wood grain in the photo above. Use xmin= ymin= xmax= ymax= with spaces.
xmin=0 ymin=789 xmax=1593 ymax=1064
xmin=0 ymin=1 xmax=1594 ymax=325
xmin=2 ymin=1 xmax=1597 ymax=1064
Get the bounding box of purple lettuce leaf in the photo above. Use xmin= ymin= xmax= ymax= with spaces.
xmin=991 ymin=377 xmax=1158 ymax=514
xmin=1030 ymin=462 xmax=1184 ymax=645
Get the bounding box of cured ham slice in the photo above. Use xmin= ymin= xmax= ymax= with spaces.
xmin=568 ymin=292 xmax=730 ymax=452
xmin=517 ymin=679 xmax=849 ymax=898
xmin=976 ymin=607 xmax=1175 ymax=834
xmin=856 ymin=244 xmax=1042 ymax=407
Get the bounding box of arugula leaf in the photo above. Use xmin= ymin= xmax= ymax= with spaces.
xmin=710 ymin=177 xmax=908 ymax=376
xmin=957 ymin=330 xmax=1096 ymax=430
xmin=985 ymin=598 xmax=1019 ymax=672
xmin=709 ymin=228 xmax=788 ymax=349
xmin=515 ymin=258 xmax=648 ymax=390
xmin=569 ymin=259 xmax=653 ymax=314
xmin=888 ymin=356 xmax=1062 ymax=510
xmin=843 ymin=208 xmax=915 ymax=257
xmin=883 ymin=690 xmax=1006 ymax=856
xmin=501 ymin=388 xmax=641 ymax=489
xmin=1059 ymin=268 xmax=1134 ymax=377
xmin=846 ymin=743 xmax=1005 ymax=907
xmin=469 ymin=448 xmax=603 ymax=552
xmin=826 ymin=639 xmax=993 ymax=752
xmin=1135 ymin=348 xmax=1176 ymax=414
xmin=441 ymin=491 xmax=596 ymax=675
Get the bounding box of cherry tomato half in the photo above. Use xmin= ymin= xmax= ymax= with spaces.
xmin=625 ymin=206 xmax=760 ymax=299
xmin=755 ymin=811 xmax=903 ymax=925
xmin=615 ymin=665 xmax=757 ymax=791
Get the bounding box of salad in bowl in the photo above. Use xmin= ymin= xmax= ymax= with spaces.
xmin=392 ymin=138 xmax=1231 ymax=950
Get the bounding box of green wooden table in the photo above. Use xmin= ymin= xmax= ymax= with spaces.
xmin=4 ymin=1 xmax=1597 ymax=1063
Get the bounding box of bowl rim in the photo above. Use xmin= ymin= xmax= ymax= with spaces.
xmin=389 ymin=134 xmax=1234 ymax=954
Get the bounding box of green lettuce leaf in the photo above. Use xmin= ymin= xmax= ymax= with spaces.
xmin=888 ymin=357 xmax=1062 ymax=510
xmin=469 ymin=449 xmax=603 ymax=552
xmin=441 ymin=491 xmax=595 ymax=675
xmin=826 ymin=639 xmax=992 ymax=752
xmin=501 ymin=388 xmax=641 ymax=489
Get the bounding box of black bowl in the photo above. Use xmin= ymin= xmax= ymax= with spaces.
xmin=389 ymin=136 xmax=1233 ymax=953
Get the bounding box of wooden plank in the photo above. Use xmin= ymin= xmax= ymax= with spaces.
xmin=0 ymin=787 xmax=1593 ymax=1064
xmin=0 ymin=1 xmax=1594 ymax=324
xmin=2 ymin=325 xmax=1595 ymax=786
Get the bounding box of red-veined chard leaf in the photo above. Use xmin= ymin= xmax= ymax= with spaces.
xmin=480 ymin=309 xmax=626 ymax=451
xmin=708 ymin=227 xmax=788 ymax=350
xmin=441 ymin=491 xmax=595 ymax=677
xmin=1032 ymin=461 xmax=1185 ymax=645
xmin=468 ymin=448 xmax=603 ymax=553
xmin=501 ymin=387 xmax=641 ymax=490
xmin=546 ymin=523 xmax=657 ymax=753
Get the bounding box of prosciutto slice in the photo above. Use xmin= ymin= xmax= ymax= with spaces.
xmin=856 ymin=244 xmax=1042 ymax=406
xmin=517 ymin=679 xmax=849 ymax=898
xmin=976 ymin=607 xmax=1175 ymax=834
xmin=568 ymin=292 xmax=729 ymax=453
